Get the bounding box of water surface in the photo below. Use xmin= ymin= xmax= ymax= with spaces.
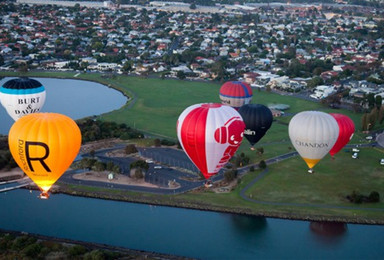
xmin=0 ymin=77 xmax=127 ymax=135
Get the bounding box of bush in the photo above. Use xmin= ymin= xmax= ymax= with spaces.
xmin=368 ymin=191 xmax=380 ymax=202
xmin=125 ymin=144 xmax=138 ymax=154
xmin=249 ymin=166 xmax=255 ymax=172
xmin=68 ymin=245 xmax=87 ymax=257
xmin=259 ymin=160 xmax=267 ymax=169
xmin=160 ymin=139 xmax=176 ymax=146
xmin=154 ymin=138 xmax=161 ymax=147
xmin=132 ymin=168 xmax=144 ymax=179
xmin=22 ymin=243 xmax=43 ymax=258
xmin=130 ymin=160 xmax=149 ymax=171
xmin=224 ymin=169 xmax=238 ymax=182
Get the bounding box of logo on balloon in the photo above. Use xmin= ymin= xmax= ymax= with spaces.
xmin=244 ymin=129 xmax=256 ymax=135
xmin=295 ymin=140 xmax=329 ymax=148
xmin=214 ymin=116 xmax=244 ymax=170
xmin=17 ymin=139 xmax=51 ymax=173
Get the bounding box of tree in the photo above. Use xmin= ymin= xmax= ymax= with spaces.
xmin=176 ymin=70 xmax=186 ymax=80
xmin=94 ymin=161 xmax=106 ymax=171
xmin=368 ymin=191 xmax=380 ymax=202
xmin=154 ymin=138 xmax=161 ymax=147
xmin=259 ymin=160 xmax=267 ymax=169
xmin=366 ymin=93 xmax=375 ymax=109
xmin=130 ymin=160 xmax=149 ymax=171
xmin=361 ymin=113 xmax=368 ymax=131
xmin=224 ymin=169 xmax=237 ymax=182
xmin=375 ymin=95 xmax=382 ymax=109
xmin=0 ymin=55 xmax=4 ymax=66
xmin=125 ymin=144 xmax=138 ymax=154
xmin=190 ymin=3 xmax=196 ymax=9
xmin=307 ymin=76 xmax=323 ymax=89
xmin=378 ymin=105 xmax=384 ymax=124
xmin=132 ymin=168 xmax=144 ymax=179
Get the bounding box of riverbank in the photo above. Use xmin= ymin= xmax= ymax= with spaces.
xmin=49 ymin=182 xmax=384 ymax=226
xmin=1 ymin=72 xmax=383 ymax=226
xmin=0 ymin=228 xmax=190 ymax=260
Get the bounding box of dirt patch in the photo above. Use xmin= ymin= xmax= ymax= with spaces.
xmin=80 ymin=138 xmax=123 ymax=154
xmin=0 ymin=168 xmax=24 ymax=181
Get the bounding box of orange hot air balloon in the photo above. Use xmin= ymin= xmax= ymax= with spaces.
xmin=8 ymin=113 xmax=81 ymax=198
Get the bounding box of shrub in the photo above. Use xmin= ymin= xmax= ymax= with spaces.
xmin=224 ymin=169 xmax=238 ymax=182
xmin=259 ymin=160 xmax=267 ymax=169
xmin=132 ymin=168 xmax=144 ymax=179
xmin=154 ymin=138 xmax=161 ymax=147
xmin=68 ymin=245 xmax=87 ymax=257
xmin=160 ymin=139 xmax=176 ymax=146
xmin=125 ymin=144 xmax=138 ymax=154
xmin=368 ymin=191 xmax=380 ymax=202
xmin=22 ymin=243 xmax=43 ymax=258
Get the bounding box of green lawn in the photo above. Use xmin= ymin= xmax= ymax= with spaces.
xmin=2 ymin=71 xmax=384 ymax=222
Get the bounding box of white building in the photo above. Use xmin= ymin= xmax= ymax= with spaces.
xmin=310 ymin=85 xmax=335 ymax=99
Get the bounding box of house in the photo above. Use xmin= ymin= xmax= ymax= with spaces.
xmin=310 ymin=85 xmax=336 ymax=99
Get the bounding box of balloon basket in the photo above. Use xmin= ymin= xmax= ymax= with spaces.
xmin=39 ymin=192 xmax=50 ymax=199
xmin=250 ymin=147 xmax=255 ymax=151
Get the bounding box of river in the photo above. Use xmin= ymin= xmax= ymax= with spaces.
xmin=1 ymin=189 xmax=384 ymax=259
xmin=0 ymin=77 xmax=127 ymax=135
xmin=0 ymin=77 xmax=383 ymax=259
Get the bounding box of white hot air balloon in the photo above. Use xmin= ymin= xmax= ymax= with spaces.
xmin=288 ymin=111 xmax=339 ymax=173
xmin=0 ymin=77 xmax=46 ymax=121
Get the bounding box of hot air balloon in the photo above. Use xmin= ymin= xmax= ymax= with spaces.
xmin=329 ymin=113 xmax=355 ymax=158
xmin=288 ymin=111 xmax=339 ymax=173
xmin=238 ymin=104 xmax=273 ymax=149
xmin=8 ymin=113 xmax=81 ymax=198
xmin=0 ymin=77 xmax=46 ymax=121
xmin=219 ymin=81 xmax=253 ymax=110
xmin=177 ymin=103 xmax=245 ymax=180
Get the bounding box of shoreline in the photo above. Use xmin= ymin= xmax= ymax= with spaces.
xmin=0 ymin=228 xmax=189 ymax=260
xmin=50 ymin=185 xmax=384 ymax=226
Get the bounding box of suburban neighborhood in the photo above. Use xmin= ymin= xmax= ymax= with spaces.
xmin=0 ymin=0 xmax=384 ymax=107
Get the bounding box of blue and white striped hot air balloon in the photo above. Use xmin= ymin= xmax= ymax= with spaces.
xmin=0 ymin=77 xmax=46 ymax=121
xmin=219 ymin=81 xmax=253 ymax=110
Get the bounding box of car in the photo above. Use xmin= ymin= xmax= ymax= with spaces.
xmin=366 ymin=136 xmax=373 ymax=140
xmin=352 ymin=152 xmax=359 ymax=159
xmin=352 ymin=148 xmax=360 ymax=152
xmin=154 ymin=166 xmax=162 ymax=169
xmin=145 ymin=159 xmax=153 ymax=163
xmin=380 ymin=159 xmax=384 ymax=165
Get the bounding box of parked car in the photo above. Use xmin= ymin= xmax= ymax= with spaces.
xmin=145 ymin=159 xmax=153 ymax=163
xmin=352 ymin=148 xmax=360 ymax=152
xmin=154 ymin=166 xmax=162 ymax=169
xmin=380 ymin=159 xmax=384 ymax=165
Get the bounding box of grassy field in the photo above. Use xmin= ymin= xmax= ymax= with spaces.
xmin=2 ymin=71 xmax=384 ymax=222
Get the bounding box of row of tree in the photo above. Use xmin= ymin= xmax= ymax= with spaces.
xmin=77 ymin=118 xmax=143 ymax=143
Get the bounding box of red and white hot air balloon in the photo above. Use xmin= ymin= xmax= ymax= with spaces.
xmin=329 ymin=113 xmax=355 ymax=158
xmin=177 ymin=103 xmax=245 ymax=179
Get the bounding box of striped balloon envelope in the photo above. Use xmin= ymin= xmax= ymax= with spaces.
xmin=177 ymin=103 xmax=245 ymax=179
xmin=219 ymin=81 xmax=253 ymax=110
xmin=0 ymin=77 xmax=46 ymax=121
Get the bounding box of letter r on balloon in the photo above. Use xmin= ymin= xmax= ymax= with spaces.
xmin=25 ymin=141 xmax=51 ymax=172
